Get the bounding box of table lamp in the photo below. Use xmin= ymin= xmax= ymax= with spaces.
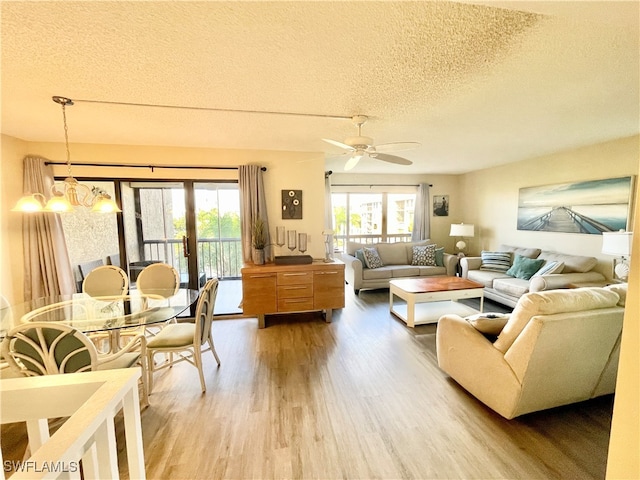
xmin=601 ymin=230 xmax=633 ymax=281
xmin=450 ymin=223 xmax=475 ymax=256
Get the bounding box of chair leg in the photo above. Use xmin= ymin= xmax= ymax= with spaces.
xmin=139 ymin=355 xmax=149 ymax=406
xmin=194 ymin=348 xmax=206 ymax=393
xmin=208 ymin=334 xmax=221 ymax=366
xmin=146 ymin=351 xmax=155 ymax=395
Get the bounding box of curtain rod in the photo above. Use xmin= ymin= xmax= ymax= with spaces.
xmin=333 ymin=183 xmax=432 ymax=187
xmin=45 ymin=161 xmax=267 ymax=172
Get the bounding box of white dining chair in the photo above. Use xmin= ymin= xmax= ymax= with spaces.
xmin=1 ymin=321 xmax=149 ymax=406
xmin=136 ymin=263 xmax=180 ymax=298
xmin=146 ymin=278 xmax=220 ymax=394
xmin=82 ymin=265 xmax=129 ymax=297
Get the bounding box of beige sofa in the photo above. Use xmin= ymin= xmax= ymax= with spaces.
xmin=436 ymin=285 xmax=626 ymax=419
xmin=341 ymin=240 xmax=458 ymax=293
xmin=460 ymin=245 xmax=606 ymax=308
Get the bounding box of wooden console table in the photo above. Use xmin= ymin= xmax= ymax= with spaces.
xmin=241 ymin=260 xmax=345 ymax=328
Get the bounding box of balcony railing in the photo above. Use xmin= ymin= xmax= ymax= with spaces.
xmin=142 ymin=238 xmax=243 ymax=279
xmin=333 ymin=233 xmax=412 ymax=252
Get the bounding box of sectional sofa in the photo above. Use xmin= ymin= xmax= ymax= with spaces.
xmin=460 ymin=244 xmax=607 ymax=308
xmin=341 ymin=240 xmax=458 ymax=293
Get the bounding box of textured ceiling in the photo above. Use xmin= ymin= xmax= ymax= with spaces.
xmin=1 ymin=1 xmax=638 ymax=174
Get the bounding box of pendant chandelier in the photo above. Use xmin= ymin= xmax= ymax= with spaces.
xmin=12 ymin=96 xmax=121 ymax=214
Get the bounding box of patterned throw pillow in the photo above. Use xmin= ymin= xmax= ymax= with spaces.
xmin=411 ymin=245 xmax=436 ymax=266
xmin=532 ymin=261 xmax=564 ymax=277
xmin=480 ymin=251 xmax=511 ymax=273
xmin=362 ymin=247 xmax=384 ymax=269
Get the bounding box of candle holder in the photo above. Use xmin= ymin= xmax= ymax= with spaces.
xmin=275 ymin=226 xmax=286 ymax=247
xmin=298 ymin=233 xmax=307 ymax=254
xmin=287 ymin=230 xmax=297 ymax=252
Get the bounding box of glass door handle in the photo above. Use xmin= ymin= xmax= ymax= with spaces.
xmin=182 ymin=235 xmax=190 ymax=257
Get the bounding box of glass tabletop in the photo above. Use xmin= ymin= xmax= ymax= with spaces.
xmin=1 ymin=288 xmax=199 ymax=336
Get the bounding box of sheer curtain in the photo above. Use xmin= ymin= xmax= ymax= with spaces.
xmin=411 ymin=183 xmax=431 ymax=241
xmin=238 ymin=165 xmax=270 ymax=263
xmin=22 ymin=156 xmax=75 ymax=300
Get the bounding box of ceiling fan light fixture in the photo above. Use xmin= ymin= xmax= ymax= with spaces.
xmin=344 ymin=152 xmax=364 ymax=171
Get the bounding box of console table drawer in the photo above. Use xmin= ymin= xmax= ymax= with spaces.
xmin=278 ymin=297 xmax=314 ymax=312
xmin=278 ymin=284 xmax=313 ymax=299
xmin=277 ymin=271 xmax=313 ymax=285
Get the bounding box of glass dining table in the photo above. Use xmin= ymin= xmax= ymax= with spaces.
xmin=1 ymin=288 xmax=200 ymax=351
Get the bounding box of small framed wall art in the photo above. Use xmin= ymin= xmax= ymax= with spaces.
xmin=282 ymin=189 xmax=302 ymax=219
xmin=433 ymin=195 xmax=449 ymax=216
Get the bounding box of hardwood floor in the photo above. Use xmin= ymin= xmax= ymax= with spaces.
xmin=2 ymin=286 xmax=614 ymax=479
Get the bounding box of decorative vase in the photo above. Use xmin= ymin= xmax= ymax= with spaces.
xmin=253 ymin=248 xmax=265 ymax=265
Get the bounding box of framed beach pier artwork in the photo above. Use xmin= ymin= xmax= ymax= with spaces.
xmin=517 ymin=176 xmax=634 ymax=234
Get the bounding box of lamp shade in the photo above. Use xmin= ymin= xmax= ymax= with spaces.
xmin=450 ymin=223 xmax=475 ymax=237
xmin=602 ymin=231 xmax=633 ymax=256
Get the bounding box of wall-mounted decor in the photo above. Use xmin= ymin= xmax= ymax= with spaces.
xmin=282 ymin=189 xmax=302 ymax=219
xmin=517 ymin=176 xmax=634 ymax=234
xmin=433 ymin=195 xmax=449 ymax=216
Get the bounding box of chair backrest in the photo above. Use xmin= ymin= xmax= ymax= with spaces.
xmin=137 ymin=263 xmax=180 ymax=298
xmin=194 ymin=278 xmax=219 ymax=347
xmin=83 ymin=265 xmax=129 ymax=297
xmin=1 ymin=322 xmax=99 ymax=376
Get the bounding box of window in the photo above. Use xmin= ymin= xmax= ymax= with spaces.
xmin=332 ymin=191 xmax=416 ymax=251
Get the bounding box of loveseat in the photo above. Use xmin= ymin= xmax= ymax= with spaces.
xmin=341 ymin=240 xmax=458 ymax=293
xmin=460 ymin=245 xmax=606 ymax=308
xmin=436 ymin=285 xmax=626 ymax=419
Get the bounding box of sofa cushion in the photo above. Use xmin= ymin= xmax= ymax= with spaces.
xmin=362 ymin=266 xmax=393 ymax=280
xmin=411 ymin=245 xmax=436 ymax=266
xmin=538 ymin=251 xmax=597 ymax=273
xmin=418 ymin=266 xmax=447 ymax=276
xmin=494 ymin=287 xmax=621 ymax=353
xmin=480 ymin=251 xmax=511 ymax=272
xmin=493 ymin=277 xmax=530 ymax=298
xmin=498 ymin=245 xmax=541 ymax=259
xmin=391 ymin=266 xmax=421 ymax=277
xmin=506 ymin=255 xmax=545 ymax=280
xmin=363 ymin=247 xmax=384 ymax=269
xmin=532 ymin=260 xmax=564 ymax=277
xmin=468 ymin=269 xmax=509 ymax=288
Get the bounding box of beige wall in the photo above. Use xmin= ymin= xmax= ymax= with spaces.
xmin=1 ymin=134 xmax=29 ymax=303
xmin=459 ymin=135 xmax=639 ymax=279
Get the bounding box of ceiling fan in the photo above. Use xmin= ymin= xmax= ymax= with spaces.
xmin=323 ymin=115 xmax=420 ymax=171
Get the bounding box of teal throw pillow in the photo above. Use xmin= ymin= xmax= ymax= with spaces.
xmin=506 ymin=254 xmax=545 ymax=280
xmin=435 ymin=247 xmax=445 ymax=267
xmin=354 ymin=248 xmax=367 ymax=267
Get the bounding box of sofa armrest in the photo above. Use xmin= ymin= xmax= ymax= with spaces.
xmin=529 ymin=271 xmax=606 ymax=292
xmin=460 ymin=256 xmax=482 ymax=278
xmin=436 ymin=314 xmax=522 ymax=418
xmin=443 ymin=253 xmax=459 ymax=276
xmin=340 ymin=253 xmax=363 ymax=292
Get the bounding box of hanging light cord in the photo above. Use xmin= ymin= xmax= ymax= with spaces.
xmin=61 ymin=101 xmax=72 ymax=177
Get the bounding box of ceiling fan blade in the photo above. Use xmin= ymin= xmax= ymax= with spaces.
xmin=322 ymin=138 xmax=355 ymax=151
xmin=373 ymin=153 xmax=413 ymax=166
xmin=344 ymin=153 xmax=364 ymax=171
xmin=374 ymin=141 xmax=421 ymax=153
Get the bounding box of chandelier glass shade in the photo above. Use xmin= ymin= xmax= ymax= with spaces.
xmin=12 ymin=96 xmax=121 ymax=214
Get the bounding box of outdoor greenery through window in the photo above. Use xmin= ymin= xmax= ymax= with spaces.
xmin=332 ymin=192 xmax=416 ymax=252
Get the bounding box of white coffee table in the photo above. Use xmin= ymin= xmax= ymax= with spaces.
xmin=390 ymin=276 xmax=484 ymax=327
